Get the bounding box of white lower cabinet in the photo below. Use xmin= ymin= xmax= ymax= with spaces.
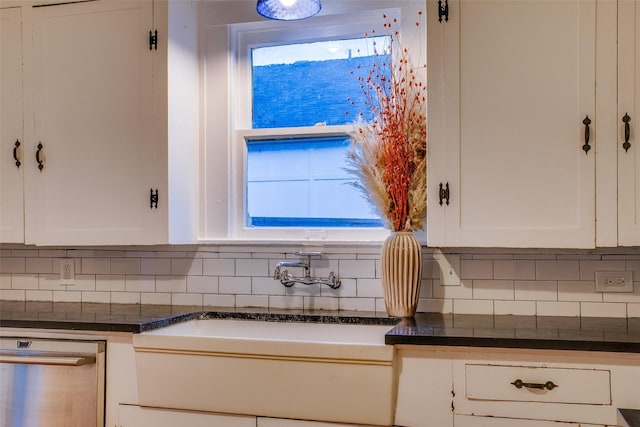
xmin=394 ymin=349 xmax=454 ymax=427
xmin=118 ymin=404 xmax=255 ymax=427
xmin=393 ymin=346 xmax=640 ymax=427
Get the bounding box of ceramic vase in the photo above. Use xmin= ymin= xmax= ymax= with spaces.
xmin=380 ymin=231 xmax=422 ymax=317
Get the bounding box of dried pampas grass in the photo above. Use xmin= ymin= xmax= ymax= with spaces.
xmin=346 ymin=12 xmax=427 ymax=232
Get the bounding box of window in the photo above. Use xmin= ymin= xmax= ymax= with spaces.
xmin=244 ymin=34 xmax=390 ymax=230
xmin=202 ymin=2 xmax=425 ymax=241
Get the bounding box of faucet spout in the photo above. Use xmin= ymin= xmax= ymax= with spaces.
xmin=272 ymin=253 xmax=341 ymax=290
xmin=276 ymin=261 xmax=308 ymax=269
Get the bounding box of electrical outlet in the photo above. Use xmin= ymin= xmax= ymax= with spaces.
xmin=433 ymin=249 xmax=461 ymax=286
xmin=60 ymin=258 xmax=75 ymax=284
xmin=595 ymin=271 xmax=633 ymax=293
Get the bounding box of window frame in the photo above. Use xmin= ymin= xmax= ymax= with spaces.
xmin=200 ymin=1 xmax=426 ymax=243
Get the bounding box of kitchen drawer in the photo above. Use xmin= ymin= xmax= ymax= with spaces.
xmin=465 ymin=364 xmax=611 ymax=405
xmin=453 ymin=361 xmax=614 ymax=425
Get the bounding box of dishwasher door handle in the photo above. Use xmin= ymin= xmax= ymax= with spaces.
xmin=0 ymin=353 xmax=96 ymax=366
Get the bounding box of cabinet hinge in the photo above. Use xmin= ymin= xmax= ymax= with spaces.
xmin=438 ymin=0 xmax=449 ymax=22
xmin=439 ymin=182 xmax=450 ymax=206
xmin=150 ymin=188 xmax=159 ymax=209
xmin=149 ymin=30 xmax=158 ymax=50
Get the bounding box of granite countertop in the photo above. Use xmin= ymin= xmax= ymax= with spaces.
xmin=0 ymin=301 xmax=396 ymax=333
xmin=1 ymin=301 xmax=639 ymax=353
xmin=388 ymin=312 xmax=640 ymax=353
xmin=620 ymin=409 xmax=640 ymax=427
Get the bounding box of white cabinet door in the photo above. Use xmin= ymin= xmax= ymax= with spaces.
xmin=25 ymin=0 xmax=162 ymax=245
xmin=0 ymin=6 xmax=25 ymax=243
xmin=393 ymin=350 xmax=453 ymax=427
xmin=618 ymin=0 xmax=640 ymax=245
xmin=427 ymin=0 xmax=596 ymax=248
xmin=119 ymin=404 xmax=255 ymax=427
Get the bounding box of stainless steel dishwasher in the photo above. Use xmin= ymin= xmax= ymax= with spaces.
xmin=0 ymin=336 xmax=106 ymax=427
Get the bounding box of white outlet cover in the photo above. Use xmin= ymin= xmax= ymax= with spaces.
xmin=595 ymin=271 xmax=633 ymax=293
xmin=59 ymin=258 xmax=75 ymax=284
xmin=433 ymin=249 xmax=461 ymax=286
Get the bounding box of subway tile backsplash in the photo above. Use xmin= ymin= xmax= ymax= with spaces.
xmin=1 ymin=244 xmax=639 ymax=318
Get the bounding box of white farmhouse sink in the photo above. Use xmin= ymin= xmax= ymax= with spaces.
xmin=133 ymin=319 xmax=396 ymax=426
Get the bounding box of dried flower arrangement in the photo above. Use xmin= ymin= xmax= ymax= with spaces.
xmin=346 ymin=13 xmax=427 ymax=232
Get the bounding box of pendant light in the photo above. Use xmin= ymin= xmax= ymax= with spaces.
xmin=256 ymin=0 xmax=321 ymax=21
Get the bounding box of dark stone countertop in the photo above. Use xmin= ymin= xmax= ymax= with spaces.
xmin=0 ymin=301 xmax=396 ymax=333
xmin=620 ymin=409 xmax=640 ymax=427
xmin=1 ymin=301 xmax=639 ymax=353
xmin=387 ymin=313 xmax=640 ymax=353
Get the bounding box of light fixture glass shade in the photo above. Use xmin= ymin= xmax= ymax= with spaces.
xmin=256 ymin=0 xmax=321 ymax=21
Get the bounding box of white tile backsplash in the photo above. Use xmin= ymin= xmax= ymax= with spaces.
xmin=1 ymin=244 xmax=639 ymax=317
xmin=580 ymin=302 xmax=627 ymax=318
xmin=11 ymin=274 xmax=39 ymax=290
xmin=536 ymin=260 xmax=580 ymax=280
xmin=494 ymin=300 xmax=536 ymax=316
xmin=514 ymin=280 xmax=558 ymax=301
xmin=536 ymin=301 xmax=581 ymax=317
xmin=472 ymin=280 xmax=515 ymax=300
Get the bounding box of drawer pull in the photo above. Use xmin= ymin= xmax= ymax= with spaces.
xmin=511 ymin=379 xmax=558 ymax=391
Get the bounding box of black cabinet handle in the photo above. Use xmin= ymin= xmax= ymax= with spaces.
xmin=36 ymin=142 xmax=44 ymax=171
xmin=623 ymin=113 xmax=631 ymax=152
xmin=13 ymin=139 xmax=21 ymax=168
xmin=582 ymin=115 xmax=591 ymax=154
xmin=511 ymin=379 xmax=558 ymax=391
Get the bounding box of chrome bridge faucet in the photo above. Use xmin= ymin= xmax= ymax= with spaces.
xmin=273 ymin=251 xmax=341 ymax=289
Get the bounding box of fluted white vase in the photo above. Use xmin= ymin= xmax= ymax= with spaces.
xmin=380 ymin=231 xmax=422 ymax=317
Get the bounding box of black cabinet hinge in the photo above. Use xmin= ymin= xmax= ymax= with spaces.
xmin=150 ymin=188 xmax=159 ymax=209
xmin=438 ymin=0 xmax=449 ymax=22
xmin=439 ymin=182 xmax=450 ymax=206
xmin=149 ymin=30 xmax=158 ymax=50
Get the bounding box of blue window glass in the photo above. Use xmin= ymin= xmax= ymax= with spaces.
xmin=246 ymin=137 xmax=383 ymax=228
xmin=251 ymin=37 xmax=390 ymax=129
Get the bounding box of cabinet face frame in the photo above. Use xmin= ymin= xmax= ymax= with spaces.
xmin=426 ymin=0 xmax=597 ymax=248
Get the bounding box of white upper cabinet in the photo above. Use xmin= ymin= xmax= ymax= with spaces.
xmin=617 ymin=0 xmax=640 ymax=245
xmin=25 ymin=0 xmax=160 ymax=245
xmin=0 ymin=0 xmax=198 ymax=245
xmin=427 ymin=0 xmax=597 ymax=248
xmin=0 ymin=6 xmax=25 ymax=243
